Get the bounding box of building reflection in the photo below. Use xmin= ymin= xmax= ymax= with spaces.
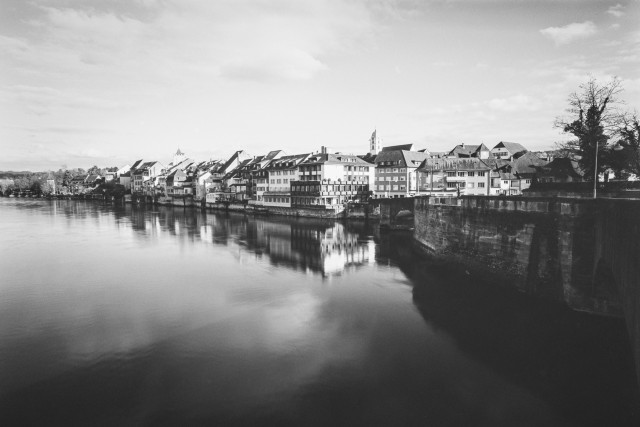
xmin=123 ymin=205 xmax=374 ymax=277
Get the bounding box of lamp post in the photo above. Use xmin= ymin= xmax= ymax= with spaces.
xmin=593 ymin=141 xmax=599 ymax=199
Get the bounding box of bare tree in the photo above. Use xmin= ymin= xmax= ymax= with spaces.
xmin=555 ymin=77 xmax=626 ymax=182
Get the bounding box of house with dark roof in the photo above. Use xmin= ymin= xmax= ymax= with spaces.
xmin=373 ymin=147 xmax=429 ymax=198
xmin=534 ymin=157 xmax=584 ymax=184
xmin=492 ymin=152 xmax=548 ymax=195
xmin=447 ymin=143 xmax=491 ymax=159
xmin=131 ymin=161 xmax=164 ymax=195
xmin=381 ymin=143 xmax=415 ymax=152
xmin=490 ymin=141 xmax=528 ymax=161
xmin=165 ymin=168 xmax=194 ymax=198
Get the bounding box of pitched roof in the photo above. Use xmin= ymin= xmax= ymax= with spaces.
xmin=535 ymin=157 xmax=584 ymax=179
xmin=302 ymin=153 xmax=374 ymax=166
xmin=381 ymin=144 xmax=414 ymax=152
xmin=509 ymin=151 xmax=547 ymax=176
xmin=401 ymin=150 xmax=430 ymax=168
xmin=375 ymin=149 xmax=428 ymax=167
xmin=448 ymin=143 xmax=491 ymax=158
xmin=266 ymin=154 xmax=310 ymax=170
xmin=493 ymin=141 xmax=527 ymax=155
xmin=130 ymin=159 xmax=144 ymax=170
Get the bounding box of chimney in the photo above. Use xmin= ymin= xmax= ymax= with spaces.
xmin=321 ymin=146 xmax=327 ymax=154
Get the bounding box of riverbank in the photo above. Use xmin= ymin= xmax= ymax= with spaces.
xmin=123 ymin=194 xmax=381 ymax=220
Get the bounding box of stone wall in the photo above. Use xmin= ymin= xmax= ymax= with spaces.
xmin=413 ymin=196 xmax=627 ymax=315
xmin=410 ymin=195 xmax=640 ymax=386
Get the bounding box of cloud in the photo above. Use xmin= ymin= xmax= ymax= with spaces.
xmin=606 ymin=4 xmax=625 ymax=18
xmin=540 ymin=21 xmax=597 ymax=46
xmin=486 ymin=94 xmax=541 ymax=112
xmin=220 ymin=48 xmax=327 ymax=82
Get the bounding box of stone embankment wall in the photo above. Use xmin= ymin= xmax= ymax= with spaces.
xmin=408 ymin=195 xmax=640 ymax=385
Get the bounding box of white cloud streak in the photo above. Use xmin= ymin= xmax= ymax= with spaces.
xmin=540 ymin=21 xmax=597 ymax=46
xmin=606 ymin=4 xmax=625 ymax=18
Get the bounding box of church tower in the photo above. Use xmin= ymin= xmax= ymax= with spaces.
xmin=173 ymin=148 xmax=186 ymax=165
xmin=369 ymin=129 xmax=380 ymax=155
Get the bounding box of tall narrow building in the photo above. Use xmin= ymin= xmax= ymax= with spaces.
xmin=369 ymin=129 xmax=380 ymax=155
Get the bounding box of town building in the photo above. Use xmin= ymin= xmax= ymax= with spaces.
xmin=535 ymin=157 xmax=584 ymax=183
xmin=490 ymin=141 xmax=528 ymax=161
xmin=417 ymin=158 xmax=493 ymax=196
xmin=132 ymin=161 xmax=164 ymax=195
xmin=262 ymin=153 xmax=310 ymax=207
xmin=291 ymin=149 xmax=374 ymax=208
xmin=492 ymin=152 xmax=547 ymax=195
xmin=447 ymin=143 xmax=491 ymax=159
xmin=373 ymin=144 xmax=429 ymax=198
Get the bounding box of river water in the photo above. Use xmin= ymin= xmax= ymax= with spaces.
xmin=0 ymin=199 xmax=637 ymax=426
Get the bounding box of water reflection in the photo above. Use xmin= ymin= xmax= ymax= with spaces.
xmin=0 ymin=199 xmax=637 ymax=426
xmin=122 ymin=203 xmax=374 ymax=277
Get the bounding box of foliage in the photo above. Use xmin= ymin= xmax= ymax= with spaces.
xmin=608 ymin=115 xmax=640 ymax=178
xmin=555 ymin=77 xmax=626 ymax=182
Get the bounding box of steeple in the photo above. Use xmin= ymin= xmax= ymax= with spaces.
xmin=173 ymin=148 xmax=186 ymax=165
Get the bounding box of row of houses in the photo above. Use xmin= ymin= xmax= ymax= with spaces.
xmin=94 ymin=137 xmax=580 ymax=209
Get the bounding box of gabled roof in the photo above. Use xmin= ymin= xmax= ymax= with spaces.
xmin=302 ymin=153 xmax=374 ymax=166
xmin=265 ymin=150 xmax=284 ymax=160
xmin=448 ymin=143 xmax=490 ymax=158
xmin=220 ymin=150 xmax=251 ymax=174
xmin=266 ymin=153 xmax=311 ymax=170
xmin=402 ymin=151 xmax=430 ymax=168
xmin=130 ymin=159 xmax=144 ymax=171
xmin=509 ymin=152 xmax=547 ymax=176
xmin=381 ymin=144 xmax=414 ymax=152
xmin=535 ymin=157 xmax=584 ymax=179
xmin=358 ymin=153 xmax=377 ymax=164
xmin=492 ymin=141 xmax=527 ymax=155
xmin=375 ymin=149 xmax=428 ymax=167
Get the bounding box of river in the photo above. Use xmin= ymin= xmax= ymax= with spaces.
xmin=0 ymin=199 xmax=637 ymax=426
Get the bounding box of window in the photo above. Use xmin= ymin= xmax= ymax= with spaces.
xmin=478 ymin=182 xmax=485 ymax=188
xmin=400 ymin=176 xmax=406 ymax=181
xmin=457 ymin=172 xmax=465 ymax=177
xmin=503 ymin=181 xmax=509 ymax=185
xmin=392 ymin=185 xmax=398 ymax=191
xmin=447 ymin=172 xmax=456 ymax=177
xmin=447 ymin=182 xmax=456 ymax=188
xmin=400 ymin=168 xmax=406 ymax=173
xmin=400 ymin=186 xmax=406 ymax=191
xmin=525 ymin=179 xmax=531 ymax=184
xmin=477 ymin=171 xmax=486 ymax=177
xmin=393 ymin=168 xmax=398 ymax=173
xmin=467 ymin=172 xmax=475 ymax=177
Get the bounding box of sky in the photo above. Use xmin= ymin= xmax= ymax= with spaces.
xmin=1 ymin=0 xmax=639 ymax=171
